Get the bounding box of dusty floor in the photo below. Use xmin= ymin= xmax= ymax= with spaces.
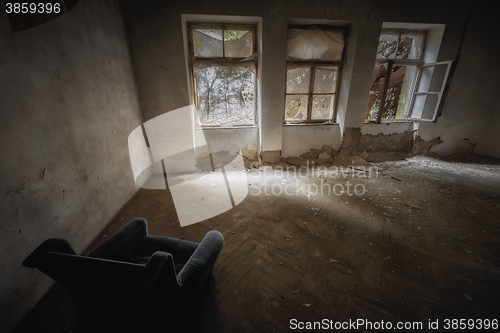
xmin=14 ymin=154 xmax=500 ymax=332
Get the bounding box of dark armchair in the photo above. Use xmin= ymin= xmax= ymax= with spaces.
xmin=22 ymin=218 xmax=224 ymax=333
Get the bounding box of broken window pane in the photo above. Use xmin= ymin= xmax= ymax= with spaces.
xmin=314 ymin=67 xmax=337 ymax=94
xmin=284 ymin=26 xmax=346 ymax=124
xmin=224 ymin=29 xmax=253 ymax=58
xmin=377 ymin=33 xmax=398 ymax=59
xmin=377 ymin=31 xmax=425 ymax=61
xmin=367 ymin=29 xmax=449 ymax=123
xmin=285 ymin=95 xmax=308 ymax=121
xmin=401 ymin=33 xmax=424 ymax=60
xmin=194 ymin=65 xmax=255 ymax=126
xmin=193 ymin=29 xmax=223 ymax=58
xmin=311 ymin=95 xmax=334 ymax=120
xmin=286 ymin=67 xmax=311 ymax=94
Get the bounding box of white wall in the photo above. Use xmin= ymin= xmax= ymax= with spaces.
xmin=282 ymin=125 xmax=341 ymax=157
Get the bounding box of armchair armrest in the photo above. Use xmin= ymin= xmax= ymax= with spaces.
xmin=23 ymin=238 xmax=76 ymax=269
xmin=177 ymin=230 xmax=224 ymax=290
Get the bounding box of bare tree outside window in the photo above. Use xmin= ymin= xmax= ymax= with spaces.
xmin=188 ymin=25 xmax=257 ymax=127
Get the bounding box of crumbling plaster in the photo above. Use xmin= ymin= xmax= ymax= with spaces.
xmin=0 ymin=1 xmax=143 ymax=332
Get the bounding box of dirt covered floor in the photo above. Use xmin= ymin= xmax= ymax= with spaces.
xmin=15 ymin=154 xmax=500 ymax=332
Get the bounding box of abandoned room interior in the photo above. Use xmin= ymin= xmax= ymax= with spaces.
xmin=1 ymin=0 xmax=500 ymax=332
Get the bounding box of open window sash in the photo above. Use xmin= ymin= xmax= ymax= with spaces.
xmin=406 ymin=60 xmax=453 ymax=122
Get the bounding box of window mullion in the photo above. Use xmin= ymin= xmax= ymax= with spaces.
xmin=307 ymin=65 xmax=316 ymax=122
xmin=395 ymin=31 xmax=401 ymax=60
xmin=377 ymin=61 xmax=393 ymax=124
xmin=221 ymin=26 xmax=226 ymax=58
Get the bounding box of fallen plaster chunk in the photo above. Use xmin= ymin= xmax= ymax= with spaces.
xmin=318 ymin=152 xmax=330 ymax=159
xmin=329 ymin=258 xmax=340 ymax=263
xmin=462 ymin=293 xmax=475 ymax=302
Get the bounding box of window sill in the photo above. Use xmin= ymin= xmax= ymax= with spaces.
xmin=195 ymin=125 xmax=258 ymax=130
xmin=283 ymin=122 xmax=338 ymax=127
xmin=364 ymin=120 xmax=412 ymax=124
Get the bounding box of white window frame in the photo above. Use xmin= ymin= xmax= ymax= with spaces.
xmin=406 ymin=60 xmax=453 ymax=122
xmin=366 ymin=28 xmax=452 ymax=124
xmin=187 ymin=23 xmax=258 ymax=128
xmin=284 ymin=25 xmax=348 ymax=125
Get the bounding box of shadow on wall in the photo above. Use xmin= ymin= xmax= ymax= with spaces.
xmin=127 ymin=105 xmax=248 ymax=227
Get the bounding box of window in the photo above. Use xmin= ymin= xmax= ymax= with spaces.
xmin=284 ymin=26 xmax=347 ymax=124
xmin=187 ymin=24 xmax=257 ymax=127
xmin=366 ymin=29 xmax=452 ymax=123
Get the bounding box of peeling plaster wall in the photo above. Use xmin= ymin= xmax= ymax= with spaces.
xmin=358 ymin=131 xmax=413 ymax=154
xmin=0 ymin=1 xmax=143 ymax=332
xmin=361 ymin=123 xmax=412 ymax=136
xmin=282 ymin=125 xmax=341 ymax=158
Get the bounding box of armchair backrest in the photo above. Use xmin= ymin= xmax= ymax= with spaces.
xmin=89 ymin=218 xmax=148 ymax=261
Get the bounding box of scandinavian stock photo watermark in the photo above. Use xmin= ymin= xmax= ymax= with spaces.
xmin=248 ymin=162 xmax=379 ymax=198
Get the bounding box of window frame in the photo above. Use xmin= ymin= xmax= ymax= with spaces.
xmin=367 ymin=28 xmax=429 ymax=124
xmin=405 ymin=60 xmax=453 ymax=122
xmin=366 ymin=28 xmax=453 ymax=124
xmin=284 ymin=25 xmax=349 ymax=125
xmin=187 ymin=23 xmax=258 ymax=128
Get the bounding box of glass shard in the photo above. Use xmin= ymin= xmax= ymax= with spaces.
xmin=285 ymin=95 xmax=308 ymax=121
xmin=377 ymin=33 xmax=398 ymax=59
xmin=224 ymin=30 xmax=253 ymax=58
xmin=193 ymin=29 xmax=223 ymax=58
xmin=401 ymin=33 xmax=424 ymax=60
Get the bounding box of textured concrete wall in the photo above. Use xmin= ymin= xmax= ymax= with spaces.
xmin=418 ymin=0 xmax=500 ymax=156
xmin=0 ymin=1 xmax=143 ymax=331
xmin=475 ymin=99 xmax=500 ymax=159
